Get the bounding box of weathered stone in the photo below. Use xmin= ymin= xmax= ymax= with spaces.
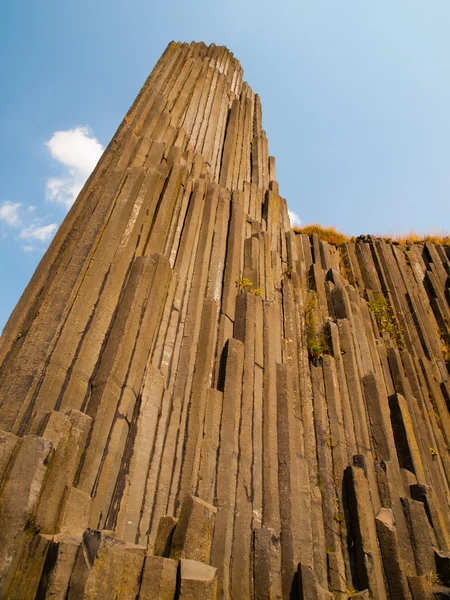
xmin=0 ymin=430 xmax=18 ymax=483
xmin=410 ymin=484 xmax=450 ymax=552
xmin=345 ymin=465 xmax=387 ymax=600
xmin=277 ymin=363 xmax=311 ymax=599
xmin=375 ymin=507 xmax=413 ymax=599
xmin=197 ymin=389 xmax=223 ymax=505
xmin=4 ymin=533 xmax=52 ymax=599
xmin=170 ymin=494 xmax=216 ymax=562
xmin=83 ymin=533 xmax=145 ymax=599
xmin=297 ymin=563 xmax=333 ymax=599
xmin=362 ymin=372 xmax=397 ymax=463
xmin=389 ymin=393 xmax=426 ymax=483
xmin=139 ymin=555 xmax=177 ymax=600
xmin=254 ymin=526 xmax=282 ymax=600
xmin=37 ymin=534 xmax=81 ymax=599
xmin=403 ymin=498 xmax=435 ymax=576
xmin=211 ymin=338 xmax=244 ymax=600
xmin=178 ymin=559 xmax=218 ymax=600
xmin=67 ymin=529 xmax=101 ymax=599
xmin=0 ymin=435 xmax=53 ymax=595
xmin=154 ymin=515 xmax=178 ymax=557
xmin=57 ymin=486 xmax=91 ymax=537
xmin=407 ymin=574 xmax=434 ymax=600
xmin=115 ymin=365 xmax=166 ymax=543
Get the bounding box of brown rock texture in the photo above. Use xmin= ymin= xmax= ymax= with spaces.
xmin=0 ymin=40 xmax=450 ymax=599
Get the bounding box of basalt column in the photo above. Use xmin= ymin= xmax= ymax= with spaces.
xmin=0 ymin=41 xmax=450 ymax=600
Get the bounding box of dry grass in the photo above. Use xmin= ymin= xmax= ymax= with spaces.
xmin=293 ymin=224 xmax=450 ymax=247
xmin=377 ymin=229 xmax=450 ymax=246
xmin=293 ymin=224 xmax=349 ymax=246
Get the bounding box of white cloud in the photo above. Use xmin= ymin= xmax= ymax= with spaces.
xmin=28 ymin=205 xmax=37 ymax=213
xmin=0 ymin=202 xmax=22 ymax=227
xmin=45 ymin=126 xmax=104 ymax=208
xmin=19 ymin=223 xmax=58 ymax=242
xmin=22 ymin=245 xmax=36 ymax=253
xmin=46 ymin=177 xmax=81 ymax=208
xmin=288 ymin=209 xmax=302 ymax=228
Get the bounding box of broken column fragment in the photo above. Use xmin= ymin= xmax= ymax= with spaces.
xmin=170 ymin=494 xmax=217 ymax=563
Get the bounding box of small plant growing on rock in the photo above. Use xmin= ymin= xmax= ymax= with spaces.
xmin=367 ymin=295 xmax=403 ymax=348
xmin=236 ymin=278 xmax=263 ymax=297
xmin=333 ymin=511 xmax=345 ymax=535
xmin=236 ymin=277 xmax=253 ymax=292
xmin=325 ymin=435 xmax=337 ymax=449
xmin=428 ymin=570 xmax=442 ymax=586
xmin=307 ymin=333 xmax=330 ymax=361
xmin=439 ymin=330 xmax=450 ymax=363
xmin=249 ymin=288 xmax=262 ymax=296
xmin=317 ymin=470 xmax=323 ymax=491
xmin=430 ymin=447 xmax=438 ymax=458
xmin=304 ymin=294 xmax=331 ymax=361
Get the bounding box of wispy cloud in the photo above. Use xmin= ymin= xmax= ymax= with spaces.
xmin=0 ymin=202 xmax=22 ymax=227
xmin=1 ymin=126 xmax=101 ymax=255
xmin=45 ymin=126 xmax=104 ymax=208
xmin=0 ymin=201 xmax=57 ymax=252
xmin=288 ymin=209 xmax=302 ymax=228
xmin=19 ymin=223 xmax=58 ymax=242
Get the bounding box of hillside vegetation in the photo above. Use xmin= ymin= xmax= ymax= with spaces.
xmin=293 ymin=224 xmax=450 ymax=246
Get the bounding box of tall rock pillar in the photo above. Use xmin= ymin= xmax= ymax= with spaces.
xmin=0 ymin=41 xmax=450 ymax=599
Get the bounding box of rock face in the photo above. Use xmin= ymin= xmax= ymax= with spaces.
xmin=0 ymin=41 xmax=450 ymax=599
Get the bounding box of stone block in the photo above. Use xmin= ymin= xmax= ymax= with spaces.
xmin=178 ymin=559 xmax=218 ymax=600
xmin=407 ymin=574 xmax=434 ymax=599
xmin=344 ymin=465 xmax=387 ymax=600
xmin=139 ymin=555 xmax=177 ymax=600
xmin=67 ymin=529 xmax=101 ymax=599
xmin=0 ymin=430 xmax=19 ymax=483
xmin=410 ymin=484 xmax=450 ymax=552
xmin=211 ymin=338 xmax=244 ymax=599
xmin=57 ymin=486 xmax=91 ymax=536
xmin=37 ymin=534 xmax=81 ymax=599
xmin=4 ymin=533 xmax=51 ymax=599
xmin=254 ymin=527 xmax=282 ymax=600
xmin=402 ymin=498 xmax=435 ymax=576
xmin=36 ymin=410 xmax=93 ymax=534
xmin=154 ymin=515 xmax=178 ymax=557
xmin=362 ymin=373 xmax=396 ymax=463
xmin=297 ymin=563 xmax=333 ymax=599
xmin=0 ymin=435 xmax=53 ymax=593
xmin=389 ymin=393 xmax=426 ymax=483
xmin=170 ymin=494 xmax=216 ymax=562
xmin=83 ymin=533 xmax=145 ymax=599
xmin=375 ymin=507 xmax=413 ymax=599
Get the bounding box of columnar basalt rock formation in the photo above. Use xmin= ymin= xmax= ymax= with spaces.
xmin=0 ymin=41 xmax=450 ymax=599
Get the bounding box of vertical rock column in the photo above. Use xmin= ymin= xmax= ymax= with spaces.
xmin=0 ymin=41 xmax=449 ymax=600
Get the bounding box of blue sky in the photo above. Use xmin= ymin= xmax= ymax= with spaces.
xmin=1 ymin=0 xmax=450 ymax=331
